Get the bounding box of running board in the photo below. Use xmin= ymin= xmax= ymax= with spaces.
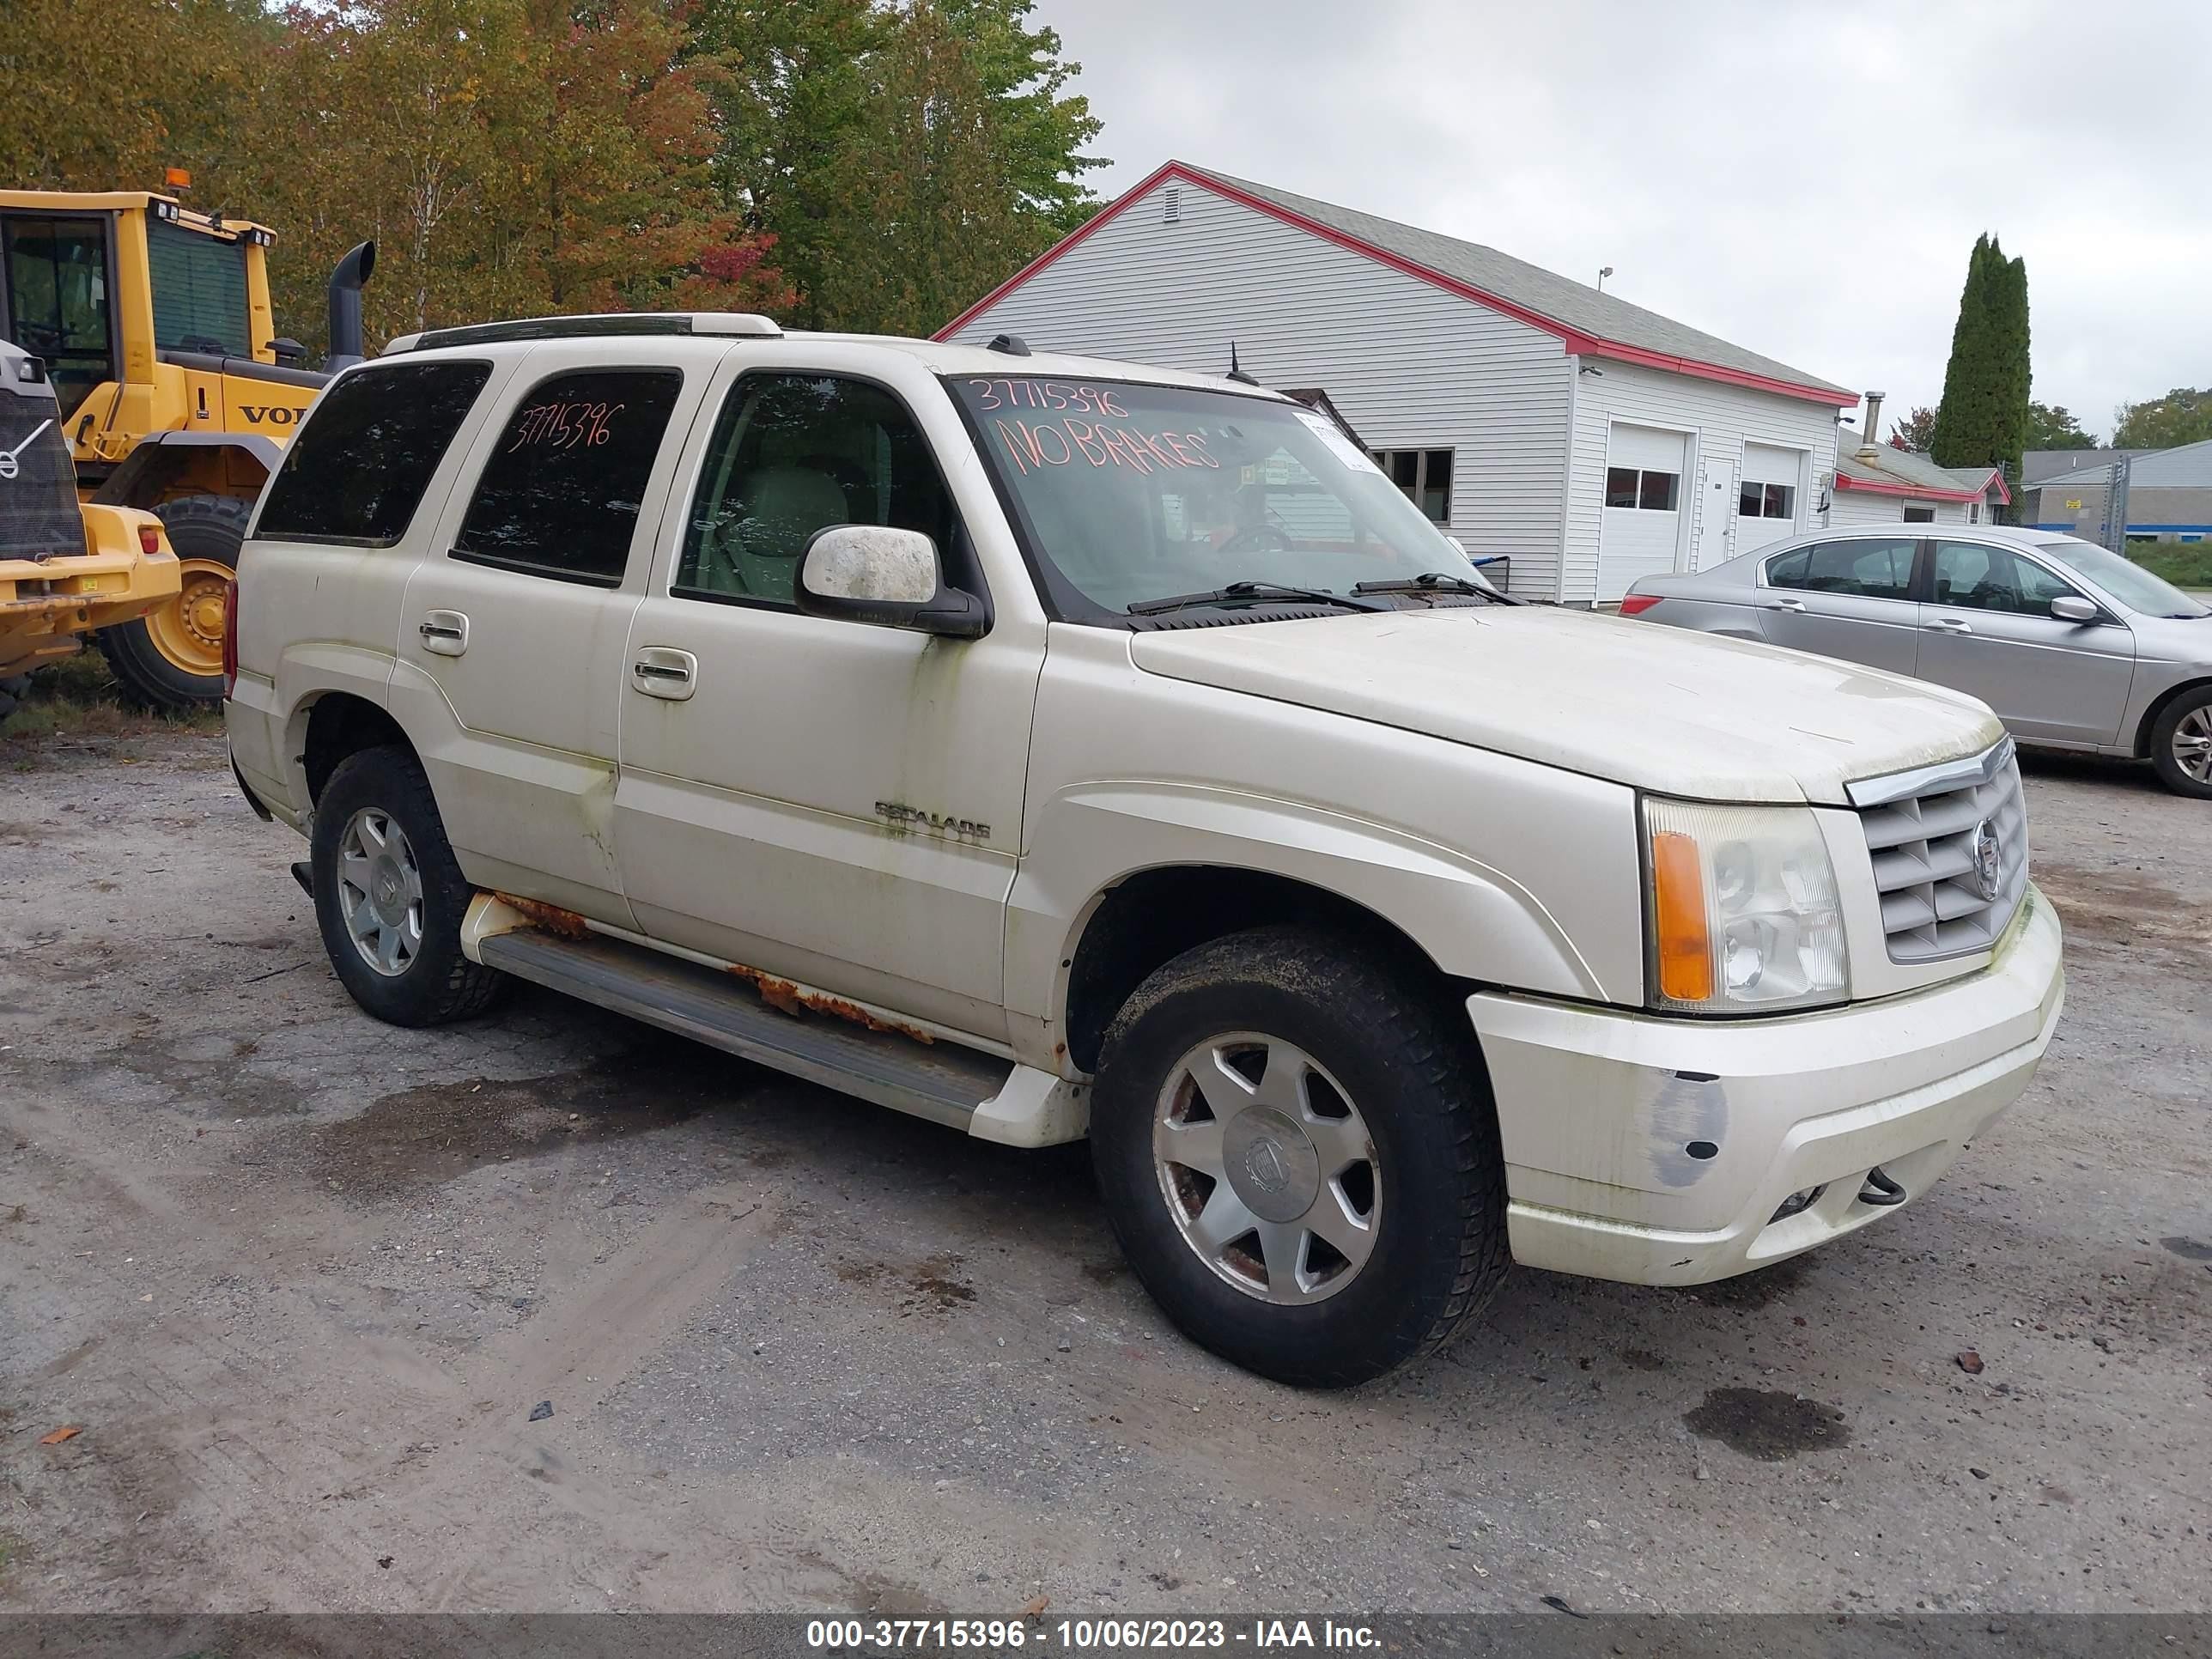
xmin=468 ymin=913 xmax=1085 ymax=1145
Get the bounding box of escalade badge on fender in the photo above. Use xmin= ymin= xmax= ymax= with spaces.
xmin=1972 ymin=817 xmax=2003 ymax=902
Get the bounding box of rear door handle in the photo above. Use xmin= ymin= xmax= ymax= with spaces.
xmin=1924 ymin=617 xmax=1972 ymax=635
xmin=1763 ymin=597 xmax=1807 ymax=612
xmin=417 ymin=609 xmax=469 ymax=655
xmin=630 ymin=647 xmax=698 ymax=701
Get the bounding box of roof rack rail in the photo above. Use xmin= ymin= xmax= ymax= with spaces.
xmin=385 ymin=313 xmax=782 ymax=355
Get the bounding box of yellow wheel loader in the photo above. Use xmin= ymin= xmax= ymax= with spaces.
xmin=0 ymin=187 xmax=370 ymax=710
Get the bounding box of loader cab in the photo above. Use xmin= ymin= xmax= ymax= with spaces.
xmin=0 ymin=191 xmax=275 ymax=431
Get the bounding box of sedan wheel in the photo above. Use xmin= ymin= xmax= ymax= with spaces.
xmin=2172 ymin=706 xmax=2212 ymax=784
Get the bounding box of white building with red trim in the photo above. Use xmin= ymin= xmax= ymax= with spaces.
xmin=1829 ymin=402 xmax=2011 ymax=526
xmin=938 ymin=161 xmax=1871 ymax=603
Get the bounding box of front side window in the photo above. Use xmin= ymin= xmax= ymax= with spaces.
xmin=147 ymin=220 xmax=250 ymax=357
xmin=679 ymin=374 xmax=958 ymax=607
xmin=454 ymin=368 xmax=684 ymax=586
xmin=1930 ymin=541 xmax=2083 ymax=616
xmin=1766 ymin=538 xmax=1916 ymax=600
xmin=951 ymin=376 xmax=1484 ymax=618
xmin=258 ymin=361 xmax=490 ymax=545
xmin=1607 ymin=466 xmax=1679 ymax=511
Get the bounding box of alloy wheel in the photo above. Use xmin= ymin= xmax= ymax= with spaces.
xmin=336 ymin=807 xmax=424 ymax=977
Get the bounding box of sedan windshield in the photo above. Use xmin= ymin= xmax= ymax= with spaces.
xmin=2037 ymin=538 xmax=2208 ymax=618
xmin=948 ymin=375 xmax=1486 ymax=617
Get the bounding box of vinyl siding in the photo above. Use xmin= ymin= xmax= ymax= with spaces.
xmin=1826 ymin=488 xmax=1971 ymax=527
xmin=941 ymin=176 xmax=1575 ymax=598
xmin=1564 ymin=360 xmax=1841 ymax=602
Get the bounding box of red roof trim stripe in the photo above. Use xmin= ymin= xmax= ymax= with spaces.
xmin=1833 ymin=472 xmax=1984 ymax=504
xmin=935 ymin=161 xmax=1858 ymax=409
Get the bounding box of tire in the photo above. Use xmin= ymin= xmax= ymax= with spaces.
xmin=1090 ymin=926 xmax=1509 ymax=1388
xmin=2149 ymin=687 xmax=2212 ymax=799
xmin=0 ymin=673 xmax=29 ymax=725
xmin=99 ymin=494 xmax=250 ymax=712
xmin=310 ymin=744 xmax=507 ymax=1027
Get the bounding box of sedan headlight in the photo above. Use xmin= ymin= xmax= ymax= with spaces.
xmin=1644 ymin=798 xmax=1848 ymax=1013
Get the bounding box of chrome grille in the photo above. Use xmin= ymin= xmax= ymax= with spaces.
xmin=1851 ymin=740 xmax=2028 ymax=963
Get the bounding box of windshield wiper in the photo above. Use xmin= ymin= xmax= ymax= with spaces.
xmin=1352 ymin=571 xmax=1516 ymax=603
xmin=1128 ymin=580 xmax=1387 ymax=617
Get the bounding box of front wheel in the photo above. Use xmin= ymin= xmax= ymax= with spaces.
xmin=2150 ymin=688 xmax=2212 ymax=799
xmin=310 ymin=744 xmax=508 ymax=1027
xmin=100 ymin=495 xmax=250 ymax=712
xmin=1090 ymin=927 xmax=1509 ymax=1387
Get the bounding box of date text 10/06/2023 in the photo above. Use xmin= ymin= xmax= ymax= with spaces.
xmin=805 ymin=1617 xmax=1382 ymax=1650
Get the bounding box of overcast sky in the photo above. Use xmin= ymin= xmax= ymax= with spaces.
xmin=1034 ymin=0 xmax=2208 ymax=445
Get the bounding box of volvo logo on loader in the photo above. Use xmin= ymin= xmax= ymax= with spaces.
xmin=239 ymin=405 xmax=301 ymax=427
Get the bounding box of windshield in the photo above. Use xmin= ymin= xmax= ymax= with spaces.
xmin=2037 ymin=538 xmax=2208 ymax=618
xmin=948 ymin=376 xmax=1486 ymax=617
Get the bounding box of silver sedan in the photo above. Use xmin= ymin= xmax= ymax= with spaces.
xmin=1621 ymin=525 xmax=2212 ymax=797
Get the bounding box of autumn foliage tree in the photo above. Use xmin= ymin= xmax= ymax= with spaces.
xmin=0 ymin=0 xmax=1101 ymax=351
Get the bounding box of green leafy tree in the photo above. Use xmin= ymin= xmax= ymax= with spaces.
xmin=1887 ymin=405 xmax=1938 ymax=453
xmin=1931 ymin=234 xmax=2031 ymax=484
xmin=2024 ymin=402 xmax=2098 ymax=450
xmin=2112 ymin=388 xmax=2212 ymax=450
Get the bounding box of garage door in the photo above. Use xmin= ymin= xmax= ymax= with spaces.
xmin=1599 ymin=424 xmax=1687 ymax=600
xmin=1735 ymin=443 xmax=1804 ymax=557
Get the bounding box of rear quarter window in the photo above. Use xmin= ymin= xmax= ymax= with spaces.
xmin=256 ymin=361 xmax=491 ymax=546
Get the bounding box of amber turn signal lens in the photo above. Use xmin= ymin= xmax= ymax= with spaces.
xmin=1650 ymin=829 xmax=1713 ymax=1003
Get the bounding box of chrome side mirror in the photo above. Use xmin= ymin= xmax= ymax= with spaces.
xmin=796 ymin=525 xmax=988 ymax=638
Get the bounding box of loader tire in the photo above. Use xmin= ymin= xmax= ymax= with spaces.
xmin=101 ymin=495 xmax=249 ymax=713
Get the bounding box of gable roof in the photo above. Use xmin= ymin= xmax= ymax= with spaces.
xmin=938 ymin=161 xmax=1857 ymax=409
xmin=2030 ymin=437 xmax=2212 ymax=489
xmin=1833 ymin=441 xmax=1996 ymax=503
xmin=2024 ymin=447 xmax=2152 ymax=483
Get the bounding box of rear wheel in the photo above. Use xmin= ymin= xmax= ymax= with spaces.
xmin=2151 ymin=688 xmax=2212 ymax=799
xmin=0 ymin=673 xmax=30 ymax=725
xmin=1090 ymin=926 xmax=1509 ymax=1387
xmin=100 ymin=495 xmax=249 ymax=712
xmin=311 ymin=744 xmax=507 ymax=1026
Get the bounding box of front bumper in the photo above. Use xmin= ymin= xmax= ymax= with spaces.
xmin=1467 ymin=884 xmax=2063 ymax=1285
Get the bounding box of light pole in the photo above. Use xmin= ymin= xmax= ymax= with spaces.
xmin=1597 ymin=265 xmax=1613 ymax=292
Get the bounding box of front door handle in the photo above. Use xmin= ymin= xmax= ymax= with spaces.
xmin=1763 ymin=597 xmax=1807 ymax=612
xmin=1924 ymin=617 xmax=1972 ymax=635
xmin=630 ymin=647 xmax=698 ymax=702
xmin=417 ymin=609 xmax=469 ymax=656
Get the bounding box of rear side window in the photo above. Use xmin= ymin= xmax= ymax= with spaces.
xmin=258 ymin=362 xmax=490 ymax=546
xmin=1766 ymin=538 xmax=1916 ymax=600
xmin=453 ymin=368 xmax=684 ymax=586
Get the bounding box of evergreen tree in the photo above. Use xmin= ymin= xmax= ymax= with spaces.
xmin=1931 ymin=234 xmax=2031 ymax=492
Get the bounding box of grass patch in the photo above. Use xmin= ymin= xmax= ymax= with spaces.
xmin=2127 ymin=541 xmax=2212 ymax=591
xmin=1 ymin=644 xmax=222 ymax=754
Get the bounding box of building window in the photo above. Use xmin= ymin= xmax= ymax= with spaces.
xmin=1738 ymin=481 xmax=1796 ymax=520
xmin=1373 ymin=447 xmax=1453 ymax=521
xmin=1968 ymin=503 xmax=1981 ymax=524
xmin=1607 ymin=465 xmax=1679 ymax=512
xmin=1903 ymin=503 xmax=1936 ymax=523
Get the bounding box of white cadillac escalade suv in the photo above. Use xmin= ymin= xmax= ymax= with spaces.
xmin=224 ymin=315 xmax=2063 ymax=1386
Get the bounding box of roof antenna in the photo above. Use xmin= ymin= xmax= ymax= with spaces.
xmin=1226 ymin=341 xmax=1258 ymax=386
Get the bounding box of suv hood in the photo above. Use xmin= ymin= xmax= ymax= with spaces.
xmin=1128 ymin=605 xmax=2003 ymax=805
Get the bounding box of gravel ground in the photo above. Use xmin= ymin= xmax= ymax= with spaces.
xmin=0 ymin=732 xmax=2206 ymax=1616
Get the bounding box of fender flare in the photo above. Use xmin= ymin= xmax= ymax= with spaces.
xmin=89 ymin=431 xmax=284 ymax=507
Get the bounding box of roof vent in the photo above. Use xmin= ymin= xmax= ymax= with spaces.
xmin=1859 ymin=390 xmax=1886 ymax=459
xmin=987 ymin=333 xmax=1031 ymax=357
xmin=1163 ymin=185 xmax=1181 ymax=224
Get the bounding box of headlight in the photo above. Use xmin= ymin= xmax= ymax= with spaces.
xmin=1644 ymin=798 xmax=1848 ymax=1013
